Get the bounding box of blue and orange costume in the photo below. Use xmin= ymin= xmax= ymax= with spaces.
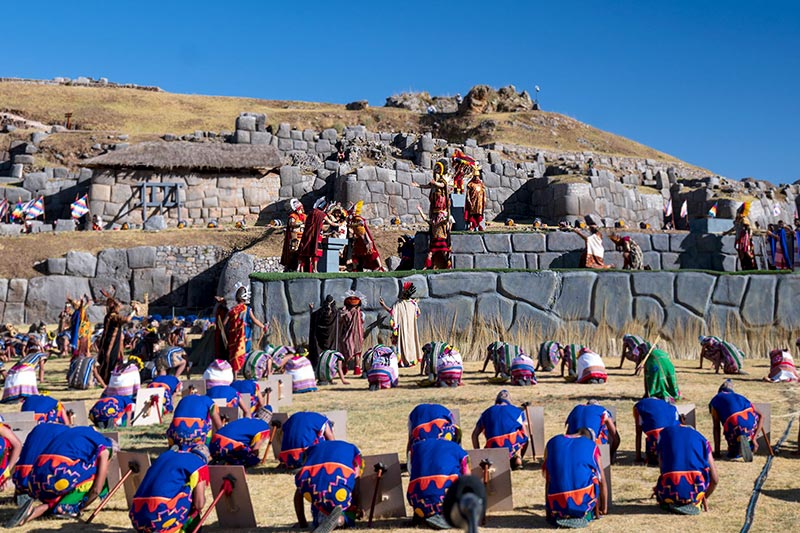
xmin=230 ymin=379 xmax=261 ymax=414
xmin=29 ymin=426 xmax=112 ymax=516
xmin=0 ymin=420 xmax=18 ymax=487
xmin=280 ymin=412 xmax=330 ymax=469
xmin=166 ymin=395 xmax=217 ymax=450
xmin=407 ymin=438 xmax=469 ymax=519
xmin=148 ymin=375 xmax=181 ymax=413
xmin=12 ymin=423 xmax=69 ymax=496
xmin=655 ymin=425 xmax=712 ymax=510
xmin=206 ymin=385 xmax=241 ymax=409
xmin=295 ymin=440 xmax=362 ymax=528
xmin=89 ymin=395 xmax=134 ymax=429
xmin=543 ymin=434 xmax=602 ymax=524
xmin=408 ymin=404 xmax=459 ymax=445
xmin=565 ymin=404 xmax=612 ymax=446
xmin=21 ymin=395 xmax=70 ymax=424
xmin=708 ymin=391 xmax=759 ymax=457
xmin=475 ymin=402 xmax=528 ymax=459
xmin=130 ymin=449 xmax=209 ymax=533
xmin=633 ymin=397 xmax=679 ymax=464
xmin=210 ymin=418 xmax=271 ymax=466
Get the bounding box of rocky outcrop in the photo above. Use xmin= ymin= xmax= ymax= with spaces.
xmin=459 ymin=85 xmax=534 ymax=115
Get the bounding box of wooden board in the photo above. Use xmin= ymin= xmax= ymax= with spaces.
xmin=325 ymin=410 xmax=347 ymax=441
xmin=260 ymin=375 xmax=292 ymax=410
xmin=219 ymin=407 xmax=240 ymax=422
xmin=10 ymin=421 xmax=37 ymax=444
xmin=182 ymin=379 xmax=206 ymax=396
xmin=63 ymin=400 xmax=89 ymax=427
xmin=676 ymin=403 xmax=696 ymax=428
xmin=526 ymin=406 xmax=545 ymax=460
xmin=355 ymin=453 xmax=406 ymax=519
xmin=2 ymin=411 xmax=34 ymax=425
xmin=466 ymin=448 xmax=513 ymax=512
xmin=599 ymin=444 xmax=612 ymax=506
xmin=117 ymin=451 xmax=152 ymax=508
xmin=451 ymin=408 xmax=461 ymax=428
xmin=209 ymin=465 xmax=257 ymax=529
xmin=270 ymin=412 xmax=290 ymax=460
xmin=606 ymin=405 xmax=617 ymax=422
xmin=132 ymin=388 xmax=165 ymax=427
xmin=754 ymin=403 xmax=771 ymax=456
xmin=240 ymin=393 xmax=251 ymax=415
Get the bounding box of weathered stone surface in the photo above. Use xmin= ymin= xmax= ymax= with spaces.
xmin=675 ymin=272 xmax=715 ymax=315
xmin=264 ymin=281 xmax=290 ymax=339
xmin=217 ymin=252 xmax=255 ymax=305
xmin=250 ymin=280 xmax=265 ymax=323
xmin=450 ymin=234 xmax=486 ymax=254
xmin=511 ymin=233 xmax=546 ymax=252
xmin=286 ymin=279 xmax=321 ymax=314
xmin=47 ymin=257 xmax=67 ymax=275
xmin=65 ymin=251 xmax=97 ymax=277
xmin=451 ymin=254 xmax=474 ymax=269
xmin=633 ymin=296 xmax=665 ymax=327
xmin=662 ymin=304 xmax=706 ymax=340
xmin=4 ymin=303 xmax=25 ymax=324
xmin=96 ymin=249 xmax=131 ymax=279
xmin=509 ymin=253 xmax=526 ymax=269
xmin=421 ymin=295 xmax=474 ymax=333
xmin=321 ymin=278 xmax=354 ymax=300
xmin=90 ymin=277 xmax=131 ymax=303
xmin=0 ymin=280 xmax=6 ymax=301
xmin=498 ymin=271 xmax=559 ymax=309
xmin=547 ymin=231 xmax=585 ymax=251
xmin=474 ymin=254 xmax=509 ymax=269
xmin=512 ymin=302 xmax=561 ymax=337
xmin=127 ymin=246 xmax=157 ymax=269
xmin=7 ymin=279 xmax=27 ymax=303
xmin=553 ymin=272 xmax=597 ymax=320
xmin=593 ymin=273 xmax=632 ymax=330
xmin=131 ymin=268 xmax=171 ymax=301
xmin=399 ymin=274 xmax=429 ymax=299
xmin=651 ymin=234 xmax=670 ymax=252
xmin=354 ymin=277 xmax=400 ymax=310
xmin=144 ymin=215 xmax=167 ymax=231
xmin=705 ymin=304 xmax=742 ymax=336
xmin=25 ymin=276 xmax=91 ymax=323
xmin=483 ymin=234 xmax=511 ymax=253
xmin=428 ymin=272 xmax=497 ymax=297
xmin=740 ymin=276 xmax=776 ymax=327
xmin=290 ymin=312 xmax=310 ymax=345
xmin=476 ymin=293 xmax=514 ymax=329
xmin=711 ymin=276 xmax=747 ymax=306
xmin=776 ymin=276 xmax=800 ymax=330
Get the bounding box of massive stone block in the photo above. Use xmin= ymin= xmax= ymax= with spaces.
xmin=675 ymin=272 xmax=714 ymax=315
xmin=633 ymin=296 xmax=665 ymax=327
xmin=662 ymin=304 xmax=706 ymax=341
xmin=428 ymin=272 xmax=497 ymax=297
xmin=290 ymin=312 xmax=310 ymax=345
xmin=512 ymin=302 xmax=561 ymax=337
xmin=353 ymin=277 xmax=399 ymax=311
xmin=511 ymin=233 xmax=546 ymax=252
xmin=65 ymin=251 xmax=97 ymax=277
xmin=25 ymin=276 xmax=92 ymax=323
xmin=450 ymin=234 xmax=486 ymax=254
xmin=264 ymin=281 xmax=290 ymax=339
xmin=498 ymin=271 xmax=559 ymax=310
xmin=776 ymin=276 xmax=800 ymax=330
xmin=399 ymin=274 xmax=429 ymax=299
xmin=90 ymin=277 xmax=131 ymax=303
xmin=546 ymin=231 xmax=584 ymax=251
xmin=593 ymin=273 xmax=633 ymax=330
xmin=131 ymin=268 xmax=172 ymax=302
xmin=420 ymin=295 xmax=475 ymax=334
xmin=740 ymin=276 xmax=777 ymax=327
xmin=476 ymin=293 xmax=515 ymax=330
xmin=96 ymin=249 xmax=131 ymax=279
xmin=553 ymin=272 xmax=597 ymax=320
xmin=127 ymin=246 xmax=157 ymax=269
xmin=321 ymin=278 xmax=354 ymax=300
xmin=474 ymin=254 xmax=509 ymax=269
xmin=286 ymin=279 xmax=321 ymax=314
xmin=711 ymin=276 xmax=747 ymax=307
xmin=7 ymin=279 xmax=27 ymax=303
xmin=483 ymin=234 xmax=511 ymax=253
xmin=217 ymin=252 xmax=255 ymax=304
xmin=705 ymin=304 xmax=743 ymax=336
xmin=47 ymin=258 xmax=66 ymax=275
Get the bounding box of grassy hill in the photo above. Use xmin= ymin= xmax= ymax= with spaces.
xmin=0 ymin=82 xmax=694 ymax=168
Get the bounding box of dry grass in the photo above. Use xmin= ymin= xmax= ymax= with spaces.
xmin=0 ymin=356 xmax=798 ymax=532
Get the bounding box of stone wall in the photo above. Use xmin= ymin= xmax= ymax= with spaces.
xmin=442 ymin=231 xmax=743 ymax=272
xmin=88 ymin=170 xmax=280 ymax=227
xmin=250 ymin=271 xmax=799 ymax=350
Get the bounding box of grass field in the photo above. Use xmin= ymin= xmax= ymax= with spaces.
xmin=0 ymin=356 xmax=798 ymax=533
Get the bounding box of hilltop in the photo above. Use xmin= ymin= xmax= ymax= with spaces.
xmin=0 ymin=81 xmax=700 ymax=172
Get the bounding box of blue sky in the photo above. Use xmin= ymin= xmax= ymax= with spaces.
xmin=5 ymin=1 xmax=799 ymax=183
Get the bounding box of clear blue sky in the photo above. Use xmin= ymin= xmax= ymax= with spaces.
xmin=5 ymin=1 xmax=799 ymax=184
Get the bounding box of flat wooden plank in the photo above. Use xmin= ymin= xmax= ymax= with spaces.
xmin=355 ymin=453 xmax=407 ymax=519
xmin=466 ymin=448 xmax=514 ymax=512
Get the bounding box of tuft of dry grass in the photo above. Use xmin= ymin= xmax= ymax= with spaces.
xmin=0 ymin=356 xmax=798 ymax=532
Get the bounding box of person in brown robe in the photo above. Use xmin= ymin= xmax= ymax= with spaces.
xmin=97 ymin=298 xmax=130 ymax=384
xmin=308 ymin=295 xmax=338 ymax=371
xmin=338 ymin=292 xmax=365 ymax=377
xmin=465 ymin=169 xmax=486 ymax=231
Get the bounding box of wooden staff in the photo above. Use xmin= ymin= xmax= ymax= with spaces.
xmin=131 ymin=395 xmax=162 ymax=425
xmin=761 ymin=426 xmax=774 ymax=456
xmin=521 ymin=402 xmax=537 ymax=460
xmin=85 ymin=460 xmax=141 ymax=523
xmin=367 ymin=462 xmax=387 ymax=527
xmin=260 ymin=420 xmax=282 ymax=466
xmin=634 ymin=336 xmax=662 ymax=376
xmin=479 ymin=458 xmax=492 ymax=526
xmin=191 ymin=475 xmax=235 ymax=533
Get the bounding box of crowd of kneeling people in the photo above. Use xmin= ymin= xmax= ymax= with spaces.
xmin=0 ymin=323 xmax=796 ymax=530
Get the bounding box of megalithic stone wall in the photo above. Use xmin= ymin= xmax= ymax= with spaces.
xmin=250 ymin=270 xmax=799 ymax=355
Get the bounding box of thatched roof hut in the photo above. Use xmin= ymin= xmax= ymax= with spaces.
xmin=83 ymin=141 xmax=282 ymax=173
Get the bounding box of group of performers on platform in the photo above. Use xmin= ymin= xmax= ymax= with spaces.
xmin=280 ymin=150 xmax=487 ymax=273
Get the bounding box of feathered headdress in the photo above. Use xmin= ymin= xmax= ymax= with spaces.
xmin=313 ymin=197 xmax=328 ymax=211
xmin=401 ymin=282 xmax=417 ymax=300
xmin=434 ymin=161 xmax=446 ymax=177
xmin=350 ymin=200 xmax=364 ymax=217
xmin=233 ymin=281 xmax=251 ymax=303
xmin=288 ymin=198 xmax=302 ymax=213
xmin=737 ymin=201 xmax=751 ymax=217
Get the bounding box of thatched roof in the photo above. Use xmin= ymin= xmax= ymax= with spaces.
xmin=83 ymin=141 xmax=282 ymax=173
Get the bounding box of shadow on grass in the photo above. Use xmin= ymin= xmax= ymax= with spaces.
xmin=760 ymin=487 xmax=800 ymax=503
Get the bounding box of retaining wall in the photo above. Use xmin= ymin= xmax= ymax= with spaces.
xmin=249 ymin=270 xmax=799 ymax=347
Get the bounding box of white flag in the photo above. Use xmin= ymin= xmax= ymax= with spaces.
xmin=664 ymin=199 xmax=673 ymax=217
xmin=773 ymin=204 xmax=781 ymax=217
xmin=680 ymin=200 xmax=688 ymax=218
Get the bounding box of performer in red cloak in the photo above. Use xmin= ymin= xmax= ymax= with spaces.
xmin=348 ymin=201 xmax=386 ymax=272
xmin=280 ymin=199 xmax=306 ymax=272
xmin=297 ymin=197 xmax=328 ymax=273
